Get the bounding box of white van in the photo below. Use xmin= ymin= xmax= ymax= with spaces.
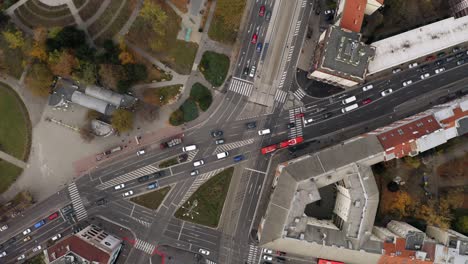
xmin=216 ymin=151 xmax=229 ymax=159
xmin=258 ymin=129 xmax=271 ymax=135
xmin=341 ymin=103 xmax=359 ymax=113
xmin=341 ymin=96 xmax=357 ymax=105
xmin=182 ymin=145 xmax=197 ymax=152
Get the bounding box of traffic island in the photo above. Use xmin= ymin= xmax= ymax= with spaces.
xmin=130 ymin=186 xmax=171 ymax=210
xmin=174 ymin=167 xmax=234 ymax=228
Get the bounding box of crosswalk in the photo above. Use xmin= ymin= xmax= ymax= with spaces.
xmin=294 ymin=20 xmax=301 ymax=36
xmin=135 ymin=239 xmax=155 ymax=254
xmin=289 ymin=107 xmax=304 ymax=138
xmin=186 ymin=150 xmax=199 ymax=162
xmin=293 ymin=88 xmax=307 ymax=100
xmin=178 ymin=169 xmax=224 ymax=206
xmin=213 ymin=138 xmax=255 ymax=154
xmin=96 ymin=164 xmax=160 ymax=190
xmin=131 ymin=217 xmax=151 ymax=228
xmin=278 ymin=71 xmax=287 ymax=88
xmin=206 ymin=260 xmax=217 ymax=264
xmin=286 ymin=45 xmax=295 ymax=61
xmin=274 ymin=89 xmax=288 ymax=103
xmin=229 ymin=78 xmax=254 ymax=97
xmin=246 ymin=244 xmax=260 ymax=264
xmin=68 ymin=182 xmax=88 ymax=221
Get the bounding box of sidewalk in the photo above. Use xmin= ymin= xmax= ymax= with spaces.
xmin=0 ymin=151 xmax=27 ymax=169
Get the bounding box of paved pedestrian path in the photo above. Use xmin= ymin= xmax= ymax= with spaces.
xmin=0 ymin=151 xmax=27 ymax=169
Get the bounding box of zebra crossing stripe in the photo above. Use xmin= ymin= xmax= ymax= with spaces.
xmin=246 ymin=244 xmax=260 ymax=264
xmin=288 ymin=108 xmax=304 ymax=139
xmin=293 ymin=89 xmax=306 ymax=100
xmin=229 ymin=78 xmax=254 ymax=97
xmin=131 ymin=217 xmax=151 ymax=228
xmin=68 ymin=183 xmax=88 ymax=221
xmin=135 ymin=239 xmax=155 ymax=254
xmin=274 ymin=90 xmax=288 ymax=103
xmin=96 ymin=165 xmax=159 ymax=190
xmin=213 ymin=138 xmax=255 ymax=154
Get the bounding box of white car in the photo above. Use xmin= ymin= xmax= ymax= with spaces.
xmin=324 ymin=9 xmax=335 ymax=14
xmin=381 ymin=89 xmax=393 ymax=97
xmin=420 ymin=73 xmax=430 ymax=79
xmin=392 ymin=68 xmax=401 ymax=74
xmin=402 ymin=80 xmax=413 ymax=87
xmin=193 ymin=160 xmax=205 ymax=167
xmin=249 ymin=66 xmax=256 ymax=78
xmin=0 ymin=225 xmax=8 ymax=231
xmin=408 ymin=62 xmax=418 ymax=68
xmin=258 ymin=129 xmax=271 ymax=135
xmin=52 ymin=233 xmax=62 ymax=241
xmin=0 ymin=251 xmax=6 ymax=257
xmin=199 ymin=248 xmax=210 ymax=255
xmin=17 ymin=254 xmax=25 ymax=260
xmin=362 ymin=84 xmax=373 ymax=91
xmin=262 ymin=248 xmax=273 ymax=254
xmin=435 ymin=67 xmax=445 ymax=74
xmin=190 ymin=170 xmax=199 ymax=176
xmin=263 ymin=255 xmax=273 ymax=261
xmin=136 ymin=149 xmax=146 ymax=156
xmin=304 ymin=118 xmax=314 ymax=124
xmin=32 ymin=245 xmax=42 ymax=252
xmin=123 ymin=190 xmax=134 ymax=197
xmin=22 ymin=228 xmax=31 ymax=235
xmin=114 ymin=183 xmax=125 ymax=190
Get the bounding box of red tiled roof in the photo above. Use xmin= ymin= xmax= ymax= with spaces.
xmin=340 ymin=0 xmax=367 ymax=32
xmin=47 ymin=235 xmax=110 ymax=263
xmin=438 ymin=107 xmax=468 ymax=128
xmin=377 ymin=115 xmax=441 ymax=158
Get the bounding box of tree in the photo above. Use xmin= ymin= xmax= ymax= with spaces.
xmin=389 ymin=191 xmax=413 ymax=217
xmin=140 ymin=0 xmax=168 ymax=36
xmin=124 ymin=63 xmax=147 ymax=82
xmin=415 ymin=202 xmax=451 ymax=229
xmin=169 ymin=109 xmax=184 ymax=126
xmin=46 ymin=26 xmax=86 ymax=51
xmin=98 ymin=64 xmax=126 ymax=89
xmin=2 ymin=29 xmax=25 ymax=49
xmin=30 ymin=28 xmax=48 ymax=61
xmin=33 ymin=27 xmax=47 ymax=44
xmin=29 ymin=43 xmax=48 ymax=61
xmin=118 ymin=37 xmax=134 ymax=65
xmin=73 ymin=61 xmax=96 ymax=85
xmin=111 ymin=109 xmax=134 ymax=132
xmin=48 ymin=50 xmax=78 ymax=77
xmin=455 ymin=216 xmax=468 ymax=235
xmin=403 ymin=156 xmax=421 ymax=169
xmin=80 ymin=124 xmax=95 ymax=142
xmin=25 ymin=63 xmax=54 ymax=96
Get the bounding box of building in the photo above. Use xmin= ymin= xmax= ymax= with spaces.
xmin=48 ymin=78 xmax=137 ymax=115
xmin=449 ymin=0 xmax=468 ymax=18
xmin=335 ymin=0 xmax=384 ymax=33
xmin=308 ymin=26 xmax=375 ymax=87
xmin=45 ymin=224 xmax=122 ymax=264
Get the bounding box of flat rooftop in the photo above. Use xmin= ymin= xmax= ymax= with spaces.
xmin=318 ymin=26 xmax=375 ymax=82
xmin=368 ymin=15 xmax=468 ymax=74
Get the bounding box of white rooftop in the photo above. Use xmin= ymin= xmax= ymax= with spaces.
xmin=368 ymin=16 xmax=468 ymax=74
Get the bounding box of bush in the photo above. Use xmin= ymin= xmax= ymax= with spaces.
xmin=199 ymin=51 xmax=229 ymax=87
xmin=180 ymin=99 xmax=198 ymax=122
xmin=159 ymin=157 xmax=179 ymax=168
xmin=190 ymin=83 xmax=212 ymax=111
xmin=111 ymin=109 xmax=134 ymax=132
xmin=169 ymin=109 xmax=184 ymax=126
xmin=46 ymin=26 xmax=86 ymax=51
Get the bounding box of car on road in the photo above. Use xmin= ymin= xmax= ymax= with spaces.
xmin=123 ymin=190 xmax=134 ymax=197
xmin=362 ymin=98 xmax=372 ymax=105
xmin=243 ymin=67 xmax=249 ymax=75
xmin=287 ymin=122 xmax=295 ymax=129
xmin=421 ymin=65 xmax=429 ymax=71
xmin=246 ymin=121 xmax=257 ymax=129
xmin=435 ymin=60 xmax=443 ymax=66
xmin=402 ymin=80 xmax=413 ymax=87
xmin=52 ymin=233 xmax=62 ymax=241
xmin=263 ymin=248 xmax=273 ymax=254
xmin=263 ymin=255 xmax=273 ymax=261
xmin=190 ymin=170 xmax=199 ymax=176
xmin=256 ymin=42 xmax=263 ymax=53
xmin=453 ymin=46 xmax=461 ymax=53
xmin=265 ymin=11 xmax=271 ymax=21
xmin=259 ymin=5 xmax=265 ymax=16
xmin=32 ymin=245 xmax=42 ymax=252
xmin=0 ymin=251 xmax=6 ymax=258
xmin=136 ymin=149 xmax=146 ymax=156
xmin=258 ymin=129 xmax=271 ymax=135
xmin=152 ymin=170 xmax=166 ymax=178
xmin=381 ymin=89 xmax=393 ymax=97
xmin=193 ymin=160 xmax=205 ymax=167
xmin=456 ymin=52 xmax=464 ymax=58
xmin=147 ymin=182 xmax=159 ymax=189
xmin=324 ymin=9 xmax=334 ymax=15
xmin=138 ymin=175 xmax=151 ymax=183
xmin=408 ymin=62 xmax=418 ymax=68
xmin=96 ymin=198 xmax=107 ymax=206
xmin=234 ymin=155 xmax=244 ymax=162
xmin=420 ymin=73 xmax=430 ymax=79
xmin=211 ymin=130 xmax=223 ymax=137
xmin=17 ymin=254 xmax=25 ymax=261
xmin=0 ymin=225 xmax=7 ymax=231
xmin=304 ymin=118 xmax=314 ymax=124
xmin=249 ymin=65 xmax=256 ymax=78
xmin=392 ymin=68 xmax=401 ymax=74
xmin=199 ymin=248 xmax=210 ymax=255
xmin=215 ymin=138 xmax=225 ymax=145
xmin=295 ymin=113 xmax=304 ymax=118
xmin=435 ymin=67 xmax=445 ymax=74
xmin=48 ymin=212 xmax=59 ymax=221
xmin=23 ymin=236 xmax=31 ymax=242
xmin=322 ymin=112 xmax=333 ymax=119
xmin=114 ymin=183 xmax=125 ymax=190
xmin=216 ymin=152 xmax=229 ymax=159
xmin=34 ymin=220 xmax=46 ymax=229
xmin=457 ymin=59 xmax=465 ymax=65
xmin=362 ymin=84 xmax=373 ymax=91
xmin=251 ymin=33 xmax=258 ymax=44
xmin=7 ymin=237 xmax=16 ymax=245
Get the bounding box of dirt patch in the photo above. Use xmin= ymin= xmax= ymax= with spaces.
xmin=169 ymin=0 xmax=188 ymax=13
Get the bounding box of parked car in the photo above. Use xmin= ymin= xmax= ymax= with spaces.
xmin=420 ymin=73 xmax=430 ymax=79
xmin=457 ymin=59 xmax=465 ymax=65
xmin=34 ymin=220 xmax=46 ymax=229
xmin=381 ymin=89 xmax=393 ymax=97
xmin=435 ymin=67 xmax=445 ymax=74
xmin=324 ymin=9 xmax=334 ymax=15
xmin=392 ymin=68 xmax=401 ymax=74
xmin=17 ymin=254 xmax=25 ymax=261
xmin=23 ymin=236 xmax=31 ymax=242
xmin=123 ymin=190 xmax=134 ymax=197
xmin=263 ymin=255 xmax=273 ymax=261
xmin=0 ymin=251 xmax=6 ymax=258
xmin=362 ymin=84 xmax=373 ymax=91
xmin=48 ymin=212 xmax=59 ymax=221
xmin=362 ymin=98 xmax=372 ymax=105
xmin=262 ymin=248 xmax=273 ymax=254
xmin=114 ymin=184 xmax=125 ymax=190
xmin=256 ymin=43 xmax=263 ymax=53
xmin=0 ymin=225 xmax=7 ymax=232
xmin=199 ymin=248 xmax=210 ymax=255
xmin=51 ymin=234 xmax=62 ymax=241
xmin=408 ymin=62 xmax=418 ymax=68
xmin=402 ymin=80 xmax=413 ymax=87
xmin=147 ymin=182 xmax=159 ymax=189
xmin=32 ymin=245 xmax=42 ymax=252
xmin=265 ymin=11 xmax=271 ymax=21
xmin=435 ymin=60 xmax=443 ymax=66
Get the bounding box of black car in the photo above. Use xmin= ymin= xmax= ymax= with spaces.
xmin=138 ymin=175 xmax=150 ymax=183
xmin=152 ymin=170 xmax=166 ymax=178
xmin=446 ymin=56 xmax=455 ymax=62
xmin=457 ymin=59 xmax=465 ymax=65
xmin=265 ymin=11 xmax=271 ymax=21
xmin=243 ymin=67 xmax=249 ymax=75
xmin=7 ymin=237 xmax=16 ymax=245
xmin=178 ymin=153 xmax=188 ymax=162
xmin=420 ymin=65 xmax=429 ymax=72
xmin=287 ymin=122 xmax=295 ymax=129
xmin=96 ymin=198 xmax=107 ymax=206
xmin=435 ymin=60 xmax=443 ymax=66
xmin=211 ymin=130 xmax=223 ymax=137
xmin=246 ymin=122 xmax=256 ymax=129
xmin=322 ymin=112 xmax=333 ymax=119
xmin=456 ymin=52 xmax=464 ymax=58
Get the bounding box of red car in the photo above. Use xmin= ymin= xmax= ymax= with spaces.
xmin=295 ymin=113 xmax=304 ymax=118
xmin=251 ymin=34 xmax=258 ymax=44
xmin=48 ymin=212 xmax=59 ymax=220
xmin=261 ymin=145 xmax=277 ymax=155
xmin=362 ymin=98 xmax=372 ymax=105
xmin=259 ymin=5 xmax=265 ymax=16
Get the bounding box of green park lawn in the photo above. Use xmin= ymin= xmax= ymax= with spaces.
xmin=199 ymin=51 xmax=229 ymax=87
xmin=130 ymin=186 xmax=171 ymax=210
